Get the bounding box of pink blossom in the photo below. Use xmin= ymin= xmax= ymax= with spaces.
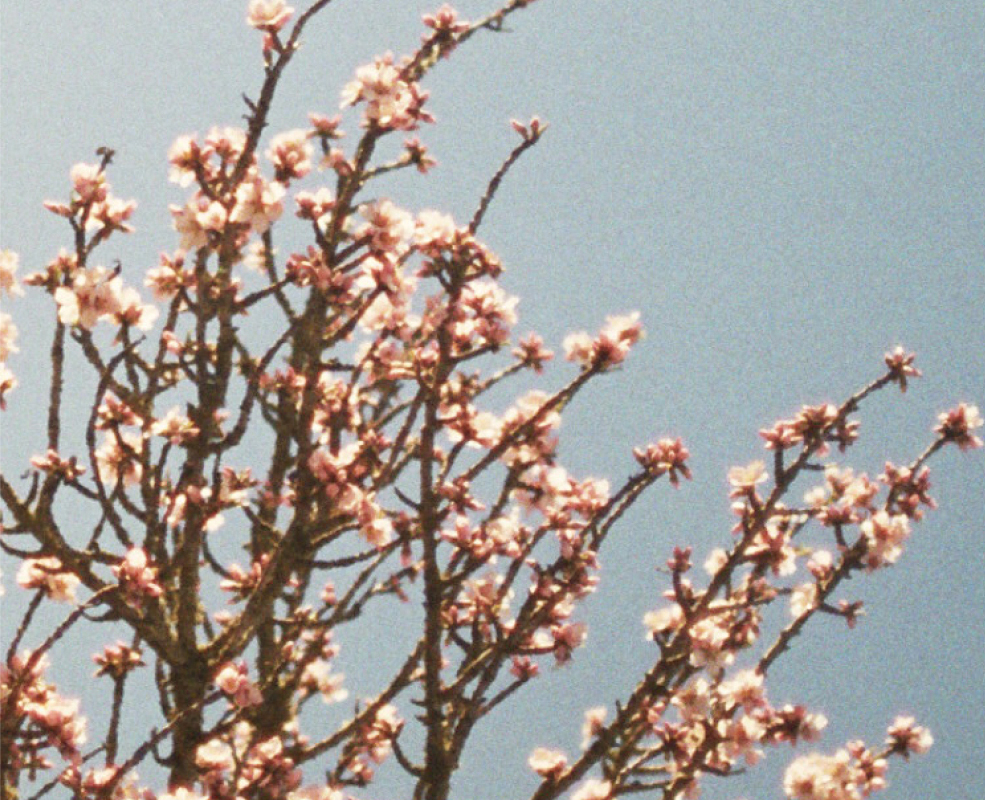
xmin=95 ymin=431 xmax=144 ymax=488
xmin=232 ymin=172 xmax=286 ymax=233
xmin=215 ymin=662 xmax=263 ymax=708
xmin=308 ymin=112 xmax=343 ymax=139
xmin=414 ymin=209 xmax=459 ymax=252
xmin=935 ymin=403 xmax=983 ymax=450
xmin=108 ymin=283 xmax=159 ymax=330
xmin=0 ymin=249 xmax=23 ymax=297
xmin=884 ymin=346 xmax=921 ymax=392
xmin=145 ymin=251 xmax=193 ymax=300
xmin=767 ymin=704 xmax=828 ymax=745
xmin=167 ymin=134 xmax=210 ymax=186
xmin=783 ymin=750 xmax=857 ymax=800
xmin=513 ymin=332 xmax=554 ymax=372
xmin=266 ymin=129 xmax=313 ymax=181
xmin=54 ymin=266 xmax=119 ymax=329
xmin=885 ymin=715 xmax=933 ymax=757
xmin=300 ymin=660 xmax=349 ymax=704
xmin=219 ymin=559 xmax=266 ymax=599
xmin=859 ymin=511 xmax=910 ymax=569
xmin=718 ymin=669 xmax=765 ymax=711
xmin=247 ymin=0 xmax=294 ymax=32
xmin=89 ymin=194 xmax=137 ymax=235
xmin=0 ymin=313 xmax=18 ymax=363
xmin=16 ymin=556 xmax=81 ymax=603
xmin=807 ymin=549 xmax=835 ymax=580
xmin=511 ymin=116 xmax=548 ymax=142
xmin=703 ymin=547 xmax=728 ymax=575
xmin=341 ymin=52 xmax=433 ymax=131
xmin=403 ymin=136 xmax=436 ymax=172
xmin=205 ymin=126 xmax=248 ymax=162
xmin=581 ymin=706 xmax=607 ymax=749
xmin=719 ymin=713 xmax=766 ymax=766
xmin=528 ymin=747 xmax=567 ymax=779
xmin=70 ymin=162 xmax=108 ymax=204
xmin=93 ymin=641 xmax=145 ymax=679
xmin=551 ymin=621 xmax=587 ymax=664
xmin=688 ymin=617 xmax=734 ymax=673
xmin=422 ymin=5 xmax=469 ymax=36
xmin=728 ymin=459 xmax=768 ymax=499
xmin=643 ymin=603 xmax=684 ymax=639
xmin=295 ymin=187 xmax=337 ymax=227
xmin=196 ymin=738 xmax=235 ymax=772
xmin=150 ymin=407 xmax=200 ymax=445
xmin=358 ymin=198 xmax=415 ymax=255
xmin=29 ymin=449 xmax=86 ymax=480
xmin=633 ymin=437 xmax=692 ymax=486
xmin=111 ymin=548 xmax=163 ymax=609
xmin=790 ymin=583 xmax=818 ymax=618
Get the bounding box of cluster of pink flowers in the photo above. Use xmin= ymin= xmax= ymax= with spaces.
xmin=563 ymin=311 xmax=644 ymax=371
xmin=195 ymin=722 xmax=303 ymax=798
xmin=53 ymin=265 xmax=158 ymax=332
xmin=214 ymin=662 xmax=263 ymax=708
xmin=43 ymin=162 xmax=136 ymax=239
xmin=781 ymin=721 xmax=929 ymax=800
xmin=341 ymin=52 xmax=434 ymax=131
xmin=16 ymin=556 xmax=81 ymax=604
xmin=167 ymin=126 xmax=293 ymax=253
xmin=111 ymin=548 xmax=164 ymax=610
xmin=0 ymin=250 xmax=20 ymax=406
xmin=1 ymin=4 xmax=977 ymax=800
xmin=1 ymin=652 xmax=88 ymax=776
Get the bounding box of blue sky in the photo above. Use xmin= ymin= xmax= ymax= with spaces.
xmin=1 ymin=2 xmax=983 ymax=798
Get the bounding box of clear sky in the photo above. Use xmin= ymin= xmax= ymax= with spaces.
xmin=1 ymin=2 xmax=983 ymax=798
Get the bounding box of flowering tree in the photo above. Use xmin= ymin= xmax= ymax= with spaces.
xmin=0 ymin=3 xmax=981 ymax=800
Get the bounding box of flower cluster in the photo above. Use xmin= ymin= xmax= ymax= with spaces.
xmin=0 ymin=6 xmax=977 ymax=800
xmin=341 ymin=52 xmax=434 ymax=131
xmin=16 ymin=556 xmax=81 ymax=604
xmin=111 ymin=548 xmax=164 ymax=610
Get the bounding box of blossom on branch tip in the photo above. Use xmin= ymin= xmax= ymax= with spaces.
xmin=422 ymin=5 xmax=470 ymax=37
xmin=511 ymin=116 xmax=547 ymax=142
xmin=934 ymin=403 xmax=983 ymax=451
xmin=70 ymin=162 xmax=108 ymax=205
xmin=885 ymin=715 xmax=933 ymax=757
xmin=527 ymin=747 xmax=567 ymax=780
xmin=728 ymin=460 xmax=768 ymax=498
xmin=884 ymin=346 xmax=921 ymax=392
xmin=247 ymin=0 xmax=294 ymax=32
xmin=633 ymin=437 xmax=691 ymax=486
xmin=564 ymin=311 xmax=643 ymax=371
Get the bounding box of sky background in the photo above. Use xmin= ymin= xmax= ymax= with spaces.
xmin=1 ymin=2 xmax=983 ymax=798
